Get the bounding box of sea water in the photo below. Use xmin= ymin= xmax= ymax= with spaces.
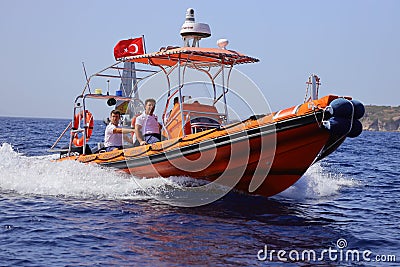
xmin=0 ymin=117 xmax=399 ymax=266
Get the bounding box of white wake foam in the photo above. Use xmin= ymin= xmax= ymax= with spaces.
xmin=0 ymin=143 xmax=202 ymax=200
xmin=276 ymin=162 xmax=359 ymax=200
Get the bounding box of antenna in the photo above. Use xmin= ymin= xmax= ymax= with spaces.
xmin=82 ymin=62 xmax=91 ymax=94
xmin=107 ymin=80 xmax=110 ymax=95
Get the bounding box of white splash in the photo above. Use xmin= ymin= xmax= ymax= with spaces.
xmin=0 ymin=143 xmax=196 ymax=200
xmin=276 ymin=162 xmax=359 ymax=200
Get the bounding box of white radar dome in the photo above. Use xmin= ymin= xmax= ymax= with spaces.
xmin=180 ymin=8 xmax=211 ymax=47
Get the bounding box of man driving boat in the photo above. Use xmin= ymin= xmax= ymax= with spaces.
xmin=104 ymin=110 xmax=135 ymax=151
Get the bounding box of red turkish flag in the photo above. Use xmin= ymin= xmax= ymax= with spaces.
xmin=114 ymin=37 xmax=145 ymax=60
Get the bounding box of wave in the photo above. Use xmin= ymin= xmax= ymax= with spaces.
xmin=0 ymin=143 xmax=201 ymax=200
xmin=0 ymin=142 xmax=231 ymax=207
xmin=276 ymin=162 xmax=360 ymax=201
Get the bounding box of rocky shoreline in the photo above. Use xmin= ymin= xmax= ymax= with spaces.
xmin=360 ymin=105 xmax=400 ymax=132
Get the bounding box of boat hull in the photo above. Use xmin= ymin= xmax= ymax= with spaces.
xmin=98 ymin=112 xmax=331 ymax=197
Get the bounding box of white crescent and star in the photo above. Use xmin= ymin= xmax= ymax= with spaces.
xmin=120 ymin=41 xmax=141 ymax=56
xmin=122 ymin=44 xmax=139 ymax=54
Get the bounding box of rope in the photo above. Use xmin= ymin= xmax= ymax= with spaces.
xmin=311 ymin=104 xmax=324 ymax=128
xmin=103 ymin=115 xmax=267 ymax=160
xmin=345 ymin=99 xmax=355 ymax=136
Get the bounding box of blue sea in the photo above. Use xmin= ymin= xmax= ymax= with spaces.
xmin=0 ymin=116 xmax=399 ymax=266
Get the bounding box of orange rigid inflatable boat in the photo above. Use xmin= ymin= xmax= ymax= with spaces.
xmin=51 ymin=9 xmax=364 ymax=199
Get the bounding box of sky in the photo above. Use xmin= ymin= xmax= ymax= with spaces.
xmin=0 ymin=0 xmax=399 ymax=119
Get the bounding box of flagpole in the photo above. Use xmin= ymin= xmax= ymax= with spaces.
xmin=142 ymin=35 xmax=146 ymax=54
